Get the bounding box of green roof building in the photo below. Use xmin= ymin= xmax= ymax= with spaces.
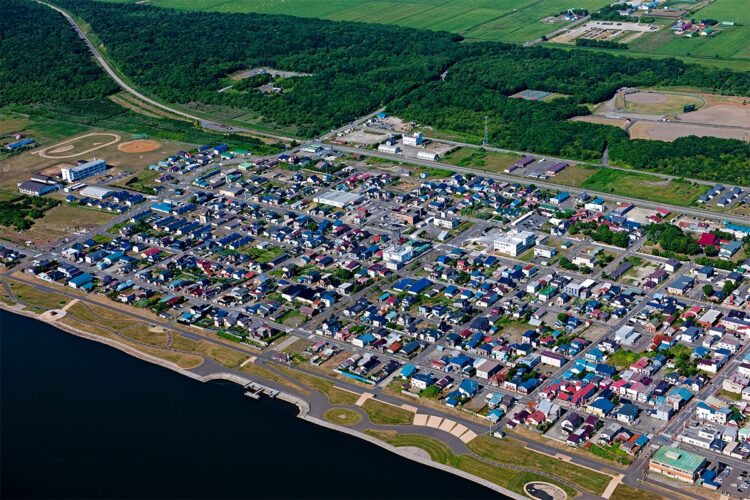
xmin=649 ymin=446 xmax=706 ymax=483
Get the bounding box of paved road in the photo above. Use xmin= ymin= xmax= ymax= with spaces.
xmin=424 ymin=136 xmax=748 ymax=191
xmin=330 ymin=144 xmax=750 ymax=225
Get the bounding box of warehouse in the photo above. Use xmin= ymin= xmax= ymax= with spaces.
xmin=79 ymin=186 xmax=114 ymax=200
xmin=17 ymin=180 xmax=60 ymax=197
xmin=313 ymin=190 xmax=362 ymax=208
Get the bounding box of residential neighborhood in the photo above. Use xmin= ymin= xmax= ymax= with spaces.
xmin=6 ymin=136 xmax=750 ymax=500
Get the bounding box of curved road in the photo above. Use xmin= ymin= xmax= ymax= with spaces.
xmin=38 ymin=1 xmax=298 ymax=143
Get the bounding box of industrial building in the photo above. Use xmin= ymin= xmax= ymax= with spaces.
xmin=312 ymin=190 xmax=362 ymax=208
xmin=61 ymin=159 xmax=107 ymax=182
xmin=17 ymin=180 xmax=60 ymax=197
xmin=79 ymin=186 xmax=114 ymax=200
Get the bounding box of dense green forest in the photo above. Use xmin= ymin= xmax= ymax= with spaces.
xmin=5 ymin=0 xmax=750 ymax=183
xmin=54 ymin=0 xmax=461 ymax=138
xmin=0 ymin=0 xmax=280 ymax=154
xmin=0 ymin=0 xmax=117 ymax=105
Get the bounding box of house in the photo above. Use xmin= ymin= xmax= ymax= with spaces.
xmin=458 ymin=379 xmax=479 ymax=398
xmin=616 ymin=403 xmax=640 ymax=424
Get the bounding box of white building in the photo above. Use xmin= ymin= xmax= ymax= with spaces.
xmin=417 ymin=151 xmax=439 ymax=161
xmin=403 ymin=132 xmax=423 ymax=147
xmin=312 ymin=190 xmax=362 ymax=208
xmin=80 ymin=186 xmax=114 ymax=200
xmin=61 ymin=159 xmax=107 ymax=182
xmin=378 ymin=143 xmax=401 ymax=154
xmin=383 ymin=245 xmax=414 ymax=269
xmin=493 ymin=230 xmax=536 ymax=257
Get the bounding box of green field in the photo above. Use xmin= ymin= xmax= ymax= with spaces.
xmin=553 ymin=166 xmax=705 ymax=207
xmin=628 ymin=0 xmax=750 ymax=63
xmin=106 ymin=0 xmax=612 ymax=43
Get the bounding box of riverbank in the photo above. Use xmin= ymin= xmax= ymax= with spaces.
xmin=0 ymin=302 xmax=524 ymax=499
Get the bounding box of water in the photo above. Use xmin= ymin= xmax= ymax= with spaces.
xmin=1 ymin=310 xmax=500 ymax=499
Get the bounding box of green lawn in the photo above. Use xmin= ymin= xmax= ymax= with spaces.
xmin=606 ymin=349 xmax=643 ymax=369
xmin=274 ymin=365 xmax=360 ymax=405
xmin=323 ymin=407 xmax=363 ymax=426
xmin=366 ymin=430 xmax=579 ymax=498
xmin=361 ymin=399 xmax=415 ymax=425
xmin=468 ymin=435 xmax=611 ymax=496
xmin=443 ymin=148 xmax=519 ymax=173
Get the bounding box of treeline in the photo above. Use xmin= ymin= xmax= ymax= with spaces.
xmin=575 ymin=39 xmax=628 ymax=49
xmin=609 ymin=136 xmax=750 ymax=185
xmin=0 ymin=0 xmax=117 ymax=106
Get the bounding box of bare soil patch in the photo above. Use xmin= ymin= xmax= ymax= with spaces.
xmin=118 ymin=139 xmax=161 ymax=153
xmin=570 ymin=116 xmax=629 ymax=129
xmin=679 ymin=103 xmax=750 ymax=128
xmin=629 ymin=121 xmax=750 ymax=142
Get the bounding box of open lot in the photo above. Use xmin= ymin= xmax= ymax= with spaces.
xmin=553 ymin=166 xmax=705 ymax=207
xmin=0 ymin=204 xmax=115 ymax=247
xmin=443 ymin=148 xmax=518 ymax=173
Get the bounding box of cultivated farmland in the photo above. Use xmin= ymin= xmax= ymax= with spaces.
xmin=627 ymin=0 xmax=750 ymax=63
xmin=105 ymin=0 xmax=613 ymax=42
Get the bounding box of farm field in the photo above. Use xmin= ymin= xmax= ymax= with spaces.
xmin=104 ymin=0 xmax=612 ymax=43
xmin=628 ymin=0 xmax=750 ymax=61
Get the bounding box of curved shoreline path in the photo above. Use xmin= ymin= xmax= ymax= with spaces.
xmin=36 ymin=0 xmax=298 ymax=143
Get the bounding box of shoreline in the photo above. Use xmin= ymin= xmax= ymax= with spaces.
xmin=0 ymin=303 xmax=523 ymax=500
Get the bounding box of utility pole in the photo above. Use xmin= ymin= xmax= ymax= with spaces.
xmin=483 ymin=115 xmax=489 ymax=146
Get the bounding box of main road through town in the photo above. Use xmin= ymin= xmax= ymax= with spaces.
xmin=331 ymin=144 xmax=750 ymax=226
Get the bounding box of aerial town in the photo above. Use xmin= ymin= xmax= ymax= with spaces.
xmin=3 ymin=113 xmax=750 ymax=499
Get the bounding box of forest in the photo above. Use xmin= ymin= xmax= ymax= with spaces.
xmin=0 ymin=0 xmax=117 ymax=106
xmin=5 ymin=0 xmax=750 ymax=184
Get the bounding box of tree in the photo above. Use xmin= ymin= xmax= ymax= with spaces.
xmin=557 ymin=312 xmax=569 ymax=323
xmin=704 ymin=245 xmax=719 ymax=257
xmin=702 ymin=284 xmax=714 ymax=298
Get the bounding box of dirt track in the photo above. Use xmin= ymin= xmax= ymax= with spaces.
xmin=38 ymin=132 xmax=121 ymax=159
